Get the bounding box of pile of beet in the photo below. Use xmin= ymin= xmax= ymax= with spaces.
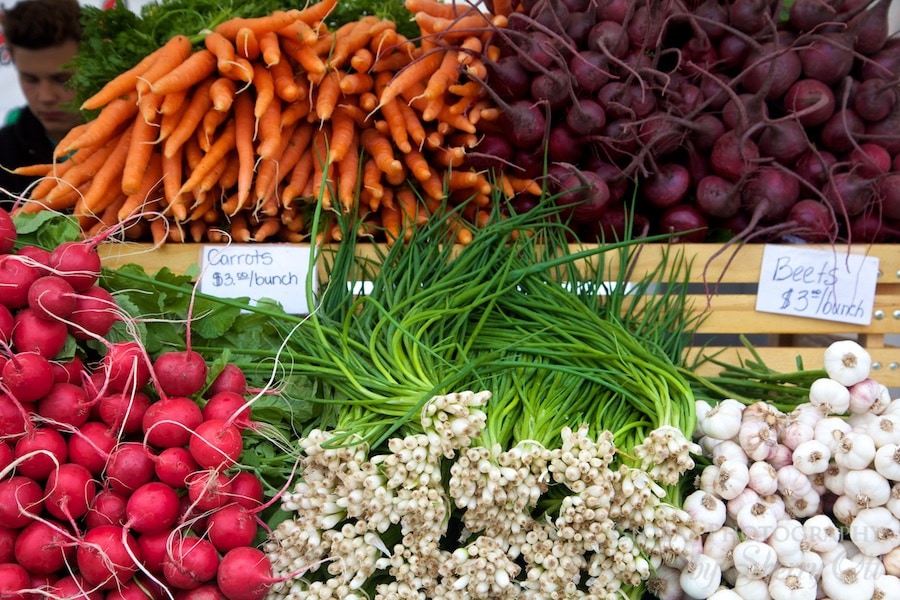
xmin=468 ymin=0 xmax=900 ymax=243
xmin=0 ymin=209 xmax=276 ymax=600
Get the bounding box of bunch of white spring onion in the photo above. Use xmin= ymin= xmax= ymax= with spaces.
xmin=263 ymin=389 xmax=704 ymax=599
xmin=663 ymin=339 xmax=900 ymax=600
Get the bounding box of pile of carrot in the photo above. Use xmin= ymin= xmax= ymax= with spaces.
xmin=14 ymin=0 xmax=531 ymax=245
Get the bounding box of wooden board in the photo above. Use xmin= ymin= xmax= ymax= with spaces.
xmin=98 ymin=242 xmax=900 ymax=386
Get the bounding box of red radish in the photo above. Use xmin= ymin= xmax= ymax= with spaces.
xmin=44 ymin=462 xmax=97 ymax=522
xmin=0 ymin=393 xmax=27 ymax=438
xmin=2 ymin=351 xmax=55 ymax=403
xmin=0 ymin=306 xmax=12 ymax=343
xmin=13 ymin=427 xmax=68 ymax=481
xmin=154 ymin=349 xmax=209 ymax=397
xmin=142 ymin=396 xmax=204 ymax=448
xmin=67 ymin=421 xmax=118 ymax=475
xmin=189 ymin=419 xmax=243 ymax=469
xmin=0 ymin=526 xmax=14 ymax=563
xmin=154 ymin=446 xmax=201 ymax=488
xmin=216 ymin=547 xmax=276 ymax=600
xmin=51 ymin=356 xmax=86 ymax=384
xmin=105 ymin=442 xmax=156 ymax=492
xmin=97 ymin=390 xmax=152 ymax=435
xmin=186 ymin=469 xmax=234 ymax=511
xmin=125 ymin=481 xmax=180 ymax=535
xmin=0 ymin=254 xmax=42 ymax=309
xmin=204 ymin=363 xmax=248 ymax=398
xmin=48 ymin=240 xmax=102 ymax=292
xmin=0 ymin=209 xmax=15 ymax=254
xmin=229 ymin=472 xmax=265 ymax=508
xmin=27 ymin=275 xmax=77 ymax=321
xmin=50 ymin=575 xmax=103 ymax=600
xmin=136 ymin=529 xmax=173 ymax=574
xmin=163 ymin=535 xmax=220 ymax=590
xmin=176 ymin=583 xmax=228 ymax=600
xmin=202 ymin=391 xmax=252 ymax=429
xmin=13 ymin=519 xmax=74 ymax=576
xmin=206 ymin=503 xmax=258 ymax=552
xmin=15 ymin=245 xmax=50 ymax=268
xmin=100 ymin=340 xmax=152 ymax=393
xmin=105 ymin=576 xmax=167 ymax=600
xmin=11 ymin=308 xmax=68 ymax=359
xmin=68 ymin=285 xmax=119 ymax=341
xmin=0 ymin=563 xmax=31 ymax=600
xmin=0 ymin=475 xmax=43 ymax=528
xmin=75 ymin=525 xmax=142 ymax=590
xmin=0 ymin=442 xmax=11 ymax=473
xmin=85 ymin=489 xmax=128 ymax=528
xmin=36 ymin=383 xmax=91 ymax=429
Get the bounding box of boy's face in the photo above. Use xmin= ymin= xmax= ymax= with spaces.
xmin=10 ymin=39 xmax=82 ymax=143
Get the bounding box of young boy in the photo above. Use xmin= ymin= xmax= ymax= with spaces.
xmin=0 ymin=0 xmax=83 ymax=206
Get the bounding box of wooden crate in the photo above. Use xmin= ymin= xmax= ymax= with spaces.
xmin=98 ymin=243 xmax=900 ymax=386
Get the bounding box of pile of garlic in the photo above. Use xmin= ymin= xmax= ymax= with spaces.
xmin=663 ymin=340 xmax=900 ymax=600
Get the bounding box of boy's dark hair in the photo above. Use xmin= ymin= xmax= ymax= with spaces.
xmin=1 ymin=0 xmax=82 ymax=50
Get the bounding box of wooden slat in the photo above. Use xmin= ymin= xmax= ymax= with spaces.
xmin=97 ymin=242 xmax=900 ymax=386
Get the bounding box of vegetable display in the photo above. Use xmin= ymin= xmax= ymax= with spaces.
xmin=9 ymin=0 xmax=899 ymax=245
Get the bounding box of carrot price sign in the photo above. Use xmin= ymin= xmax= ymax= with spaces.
xmin=198 ymin=244 xmax=317 ymax=314
xmin=756 ymin=245 xmax=880 ymax=326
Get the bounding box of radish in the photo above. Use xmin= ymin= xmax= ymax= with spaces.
xmin=142 ymin=396 xmax=204 ymax=449
xmin=68 ymin=285 xmax=119 ymax=341
xmin=44 ymin=462 xmax=97 ymax=522
xmin=186 ymin=469 xmax=234 ymax=511
xmin=176 ymin=583 xmax=228 ymax=600
xmin=206 ymin=503 xmax=259 ymax=552
xmin=0 ymin=442 xmax=11 ymax=473
xmin=49 ymin=575 xmax=103 ymax=600
xmin=27 ymin=275 xmax=77 ymax=321
xmin=0 ymin=209 xmax=15 ymax=254
xmin=204 ymin=363 xmax=248 ymax=398
xmin=0 ymin=393 xmax=27 ymax=438
xmin=105 ymin=442 xmax=156 ymax=493
xmin=13 ymin=427 xmax=68 ymax=481
xmin=135 ymin=529 xmax=173 ymax=574
xmin=48 ymin=240 xmax=102 ymax=293
xmin=124 ymin=481 xmax=180 ymax=535
xmin=100 ymin=340 xmax=152 ymax=394
xmin=0 ymin=526 xmax=14 ymax=563
xmin=67 ymin=421 xmax=118 ymax=475
xmin=163 ymin=535 xmax=220 ymax=590
xmin=0 ymin=475 xmax=43 ymax=528
xmin=0 ymin=255 xmax=42 ymax=310
xmin=2 ymin=351 xmax=55 ymax=403
xmin=189 ymin=419 xmax=243 ymax=470
xmin=97 ymin=390 xmax=153 ymax=435
xmin=75 ymin=524 xmax=142 ymax=590
xmin=0 ymin=306 xmax=12 ymax=344
xmin=154 ymin=349 xmax=209 ymax=398
xmin=85 ymin=489 xmax=128 ymax=529
xmin=154 ymin=446 xmax=201 ymax=488
xmin=216 ymin=547 xmax=276 ymax=600
xmin=202 ymin=391 xmax=252 ymax=429
xmin=11 ymin=307 xmax=68 ymax=359
xmin=0 ymin=563 xmax=32 ymax=600
xmin=51 ymin=356 xmax=86 ymax=385
xmin=13 ymin=519 xmax=74 ymax=576
xmin=229 ymin=472 xmax=265 ymax=508
xmin=36 ymin=383 xmax=91 ymax=430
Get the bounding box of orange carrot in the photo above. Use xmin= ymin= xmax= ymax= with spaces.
xmin=420 ymin=49 xmax=459 ymax=102
xmin=52 ymin=123 xmax=91 ymax=159
xmin=361 ymin=157 xmax=384 ymax=210
xmin=279 ymin=36 xmax=327 ymax=80
xmin=378 ymin=98 xmax=412 ymax=154
xmin=338 ymin=72 xmax=374 ymax=96
xmin=135 ymin=35 xmax=195 ymax=95
xmin=276 ymin=18 xmax=318 ymax=45
xmin=59 ymin=91 xmax=139 ymax=156
xmin=269 ymin=58 xmax=300 ymax=102
xmin=404 ymin=0 xmax=470 ymax=19
xmin=336 ymin=133 xmax=360 ymax=212
xmin=328 ymin=16 xmax=384 ymax=68
xmin=232 ymin=92 xmax=256 ymax=211
xmin=235 ymin=27 xmax=260 ymax=61
xmin=223 ymin=56 xmax=255 ymax=84
xmin=279 ymin=96 xmax=311 ymax=128
xmin=163 ymin=78 xmax=215 ymax=159
xmin=204 ymin=31 xmax=237 ymax=75
xmin=396 ymin=100 xmax=427 ymax=148
xmin=119 ymin=151 xmax=163 ymax=221
xmin=44 ymin=137 xmax=118 ymax=205
xmin=414 ymin=12 xmax=491 ymax=38
xmin=403 ymin=147 xmax=432 ymax=183
xmin=275 ymin=121 xmax=314 ymax=182
xmin=314 ymin=69 xmax=343 ymax=122
xmin=281 ymin=150 xmax=314 ymax=206
xmin=150 ymin=49 xmax=217 ymax=96
xmin=375 ymin=49 xmax=442 ymax=111
xmin=360 ymin=128 xmax=403 ymax=180
xmin=79 ymin=45 xmax=162 ymax=111
xmin=325 ymin=105 xmax=356 ymax=165
xmin=252 ymin=62 xmax=275 ymax=119
xmin=80 ymin=127 xmax=133 ymax=214
xmin=380 ymin=197 xmax=402 ymax=244
xmin=178 ymin=120 xmax=236 ymax=198
xmin=159 ymin=89 xmax=188 ymax=115
xmin=121 ymin=108 xmax=161 ymax=196
xmin=258 ymin=31 xmax=282 ymax=66
xmin=157 ymin=100 xmax=188 ymax=143
xmin=310 ymin=128 xmax=334 ymax=209
xmin=217 ymin=151 xmax=242 ymax=191
xmin=369 ymin=50 xmax=414 ymax=74
xmin=350 ymin=47 xmax=375 ymax=73
xmin=161 ymin=146 xmax=184 ymax=209
xmin=294 ymin=0 xmax=338 ymax=26
xmin=214 ymin=10 xmax=302 ymax=41
xmin=209 ymin=77 xmax=237 ymax=112
xmin=255 ymin=98 xmax=283 ymax=161
xmin=200 ymin=107 xmax=230 ymax=151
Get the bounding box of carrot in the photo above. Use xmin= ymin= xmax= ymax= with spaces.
xmin=404 ymin=0 xmax=470 ymax=19
xmin=157 ymin=100 xmax=188 ymax=143
xmin=217 ymin=151 xmax=242 ymax=191
xmin=279 ymin=36 xmax=327 ymax=80
xmin=209 ymin=77 xmax=237 ymax=112
xmin=311 ymin=128 xmax=334 ymax=209
xmin=431 ymin=144 xmax=465 ymax=168
xmin=314 ymin=69 xmax=343 ymax=122
xmin=11 ymin=163 xmax=54 ymax=177
xmin=159 ymin=89 xmax=188 ymax=115
xmin=328 ymin=16 xmax=384 ymax=68
xmin=325 ymin=105 xmax=356 ymax=165
xmin=275 ymin=121 xmax=314 ymax=181
xmin=161 ymin=146 xmax=184 ymax=208
xmin=235 ymin=27 xmax=260 ymax=61
xmin=457 ymin=35 xmax=483 ymax=64
xmin=121 ymin=108 xmax=162 ymax=196
xmin=359 ymin=91 xmax=378 ymax=113
xmin=80 ymin=127 xmax=133 ymax=215
xmin=232 ymin=92 xmax=256 ymax=211
xmin=136 ymin=92 xmax=163 ymax=125
xmin=294 ymin=0 xmax=338 ymax=26
xmin=421 ymin=94 xmax=445 ymax=123
xmin=59 ymin=91 xmax=139 ymax=156
xmin=119 ymin=151 xmax=163 ymax=220
xmin=229 ymin=212 xmax=251 ymax=242
xmin=79 ymin=46 xmax=161 ymax=111
xmin=402 ymin=147 xmax=432 ymax=183
xmin=269 ymin=58 xmax=301 ymax=103
xmin=276 ymin=19 xmax=318 ymax=45
xmin=135 ymin=35 xmax=195 ymax=95
xmin=197 ymin=151 xmax=230 ymax=193
xmin=149 ymin=215 xmax=169 ymax=245
xmin=252 ymin=62 xmax=275 ymax=120
xmin=378 ymin=99 xmax=412 ymax=154
xmin=44 ymin=138 xmax=117 ymax=205
xmin=350 ymin=47 xmax=374 ymax=73
xmin=52 ymin=123 xmax=91 ymax=159
xmin=420 ymin=49 xmax=459 ymax=101
xmin=281 ymin=148 xmax=314 ymax=206
xmin=336 ymin=132 xmax=359 ymax=212
xmin=178 ymin=120 xmax=236 ymax=198
xmin=163 ymin=78 xmax=215 ymax=159
xmin=223 ymin=56 xmax=255 ymax=84
xmin=150 ymin=49 xmax=217 ymax=96
xmin=338 ymin=72 xmax=374 ymax=96
xmin=374 ymin=49 xmax=442 ymax=112
xmin=380 ymin=195 xmax=402 ymax=244
xmin=360 ymin=128 xmax=403 ymax=180
xmin=361 ymin=157 xmax=384 ymax=211
xmin=253 ymin=217 xmax=281 ymax=241
xmin=203 ymin=31 xmax=237 ymax=75
xmin=395 ymin=100 xmax=427 ymax=148
xmin=258 ymin=31 xmax=281 ymax=66
xmin=279 ymin=96 xmax=311 ymax=128
xmin=200 ymin=107 xmax=230 ymax=151
xmin=370 ymin=51 xmax=415 ymax=74
xmin=214 ymin=10 xmax=302 ymax=41
xmin=255 ymin=98 xmax=284 ymax=161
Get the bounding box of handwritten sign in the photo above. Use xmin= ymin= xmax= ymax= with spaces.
xmin=756 ymin=245 xmax=880 ymax=326
xmin=198 ymin=245 xmax=317 ymax=314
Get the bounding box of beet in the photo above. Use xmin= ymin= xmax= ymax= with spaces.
xmin=569 ymin=50 xmax=611 ymax=93
xmin=742 ymin=42 xmax=802 ymax=101
xmin=588 ymin=20 xmax=630 ymax=58
xmin=695 ymin=174 xmax=740 ymax=219
xmin=795 ymin=150 xmax=838 ymax=190
xmin=783 ymin=79 xmax=836 ymax=126
xmin=741 ymin=166 xmax=802 ymax=223
xmin=785 ymin=199 xmax=837 ymax=242
xmin=877 ymin=173 xmax=900 ymax=220
xmin=565 ymin=99 xmax=607 ymax=137
xmin=641 ymin=163 xmax=691 ymax=209
xmin=861 ymin=38 xmax=900 ymax=80
xmin=819 ymin=108 xmax=866 ymax=153
xmin=757 ymin=120 xmax=810 ymax=165
xmin=658 ymin=205 xmax=708 ymax=243
xmin=710 ymin=131 xmax=760 ymax=182
xmin=847 ymin=0 xmax=891 ymax=55
xmin=824 ymin=171 xmax=874 ymax=217
xmin=484 ymin=56 xmax=532 ymax=101
xmin=798 ymin=33 xmax=855 ymax=86
xmin=853 ymin=78 xmax=897 ymax=123
xmin=547 ymin=124 xmax=584 ymax=163
xmin=864 ymin=102 xmax=900 ymax=154
xmin=789 ymin=0 xmax=838 ymax=31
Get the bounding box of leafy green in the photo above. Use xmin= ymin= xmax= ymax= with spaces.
xmin=11 ymin=212 xmax=81 ymax=250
